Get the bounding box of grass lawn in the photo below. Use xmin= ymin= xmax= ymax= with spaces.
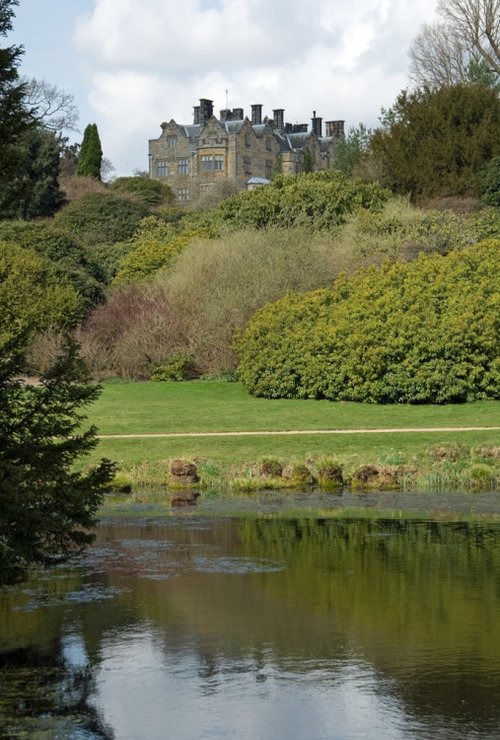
xmin=84 ymin=382 xmax=500 ymax=488
xmin=88 ymin=430 xmax=500 ymax=469
xmin=88 ymin=381 xmax=500 ymax=435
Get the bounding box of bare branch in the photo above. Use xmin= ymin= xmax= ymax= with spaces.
xmin=437 ymin=0 xmax=500 ymax=74
xmin=22 ymin=77 xmax=79 ymax=133
xmin=409 ymin=22 xmax=472 ymax=87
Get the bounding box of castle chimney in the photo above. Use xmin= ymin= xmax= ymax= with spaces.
xmin=273 ymin=109 xmax=285 ymax=131
xmin=232 ymin=107 xmax=244 ymax=120
xmin=199 ymin=98 xmax=214 ymax=125
xmin=311 ymin=112 xmax=323 ymax=137
xmin=326 ymin=120 xmax=345 ymax=139
xmin=193 ymin=106 xmax=200 ymax=125
xmin=251 ymin=104 xmax=263 ymax=125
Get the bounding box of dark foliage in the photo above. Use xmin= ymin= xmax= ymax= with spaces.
xmin=54 ymin=192 xmax=149 ymax=246
xmin=0 ymin=0 xmax=34 ymax=214
xmin=371 ymin=85 xmax=500 ymax=200
xmin=0 ymin=333 xmax=115 ymax=584
xmin=0 ymin=220 xmax=106 ymax=306
xmin=0 ymin=127 xmax=65 ymax=219
xmin=76 ymin=123 xmax=103 ymax=180
xmin=109 ymin=176 xmax=175 ymax=207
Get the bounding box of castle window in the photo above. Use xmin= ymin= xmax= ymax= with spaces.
xmin=244 ymin=156 xmax=251 ymax=174
xmin=177 ymin=188 xmax=190 ymax=202
xmin=245 ymin=132 xmax=251 ymax=147
xmin=266 ymin=136 xmax=272 ymax=150
xmin=167 ymin=136 xmax=177 ymax=147
xmin=156 ymin=160 xmax=168 ymax=177
xmin=265 ymin=160 xmax=273 ymax=179
xmin=178 ymin=158 xmax=189 ymax=175
xmin=201 ymin=154 xmax=224 ymax=171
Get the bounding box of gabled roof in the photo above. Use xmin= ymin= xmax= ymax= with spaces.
xmin=223 ymin=120 xmax=245 ymax=133
xmin=182 ymin=124 xmax=202 ymax=138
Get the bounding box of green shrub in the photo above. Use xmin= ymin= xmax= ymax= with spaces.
xmin=113 ymin=220 xmax=215 ymax=284
xmin=235 ymin=239 xmax=500 ymax=404
xmin=54 ymin=192 xmax=149 ymax=245
xmin=0 ymin=219 xmax=106 ymax=306
xmin=0 ymin=241 xmax=84 ymax=339
xmin=109 ymin=176 xmax=175 ymax=207
xmin=151 ymin=354 xmax=199 ymax=381
xmin=216 ymin=170 xmax=390 ymax=230
xmin=480 ymin=157 xmax=500 ymax=207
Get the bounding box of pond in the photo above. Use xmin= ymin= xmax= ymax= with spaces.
xmin=1 ymin=495 xmax=500 ymax=739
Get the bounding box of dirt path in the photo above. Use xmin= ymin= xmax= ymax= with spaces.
xmin=98 ymin=426 xmax=500 ymax=439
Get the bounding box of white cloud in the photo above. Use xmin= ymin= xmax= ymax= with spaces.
xmin=74 ymin=0 xmax=437 ymax=174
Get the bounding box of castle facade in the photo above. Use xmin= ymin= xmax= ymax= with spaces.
xmin=148 ymin=98 xmax=344 ymax=202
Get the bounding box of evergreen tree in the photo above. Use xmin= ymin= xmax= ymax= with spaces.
xmin=0 ymin=126 xmax=65 ymax=218
xmin=0 ymin=0 xmax=33 ymax=212
xmin=76 ymin=123 xmax=103 ymax=180
xmin=370 ymin=84 xmax=500 ymax=200
xmin=0 ymin=332 xmax=115 ymax=585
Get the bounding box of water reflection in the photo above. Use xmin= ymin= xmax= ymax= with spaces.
xmin=1 ymin=515 xmax=499 ymax=739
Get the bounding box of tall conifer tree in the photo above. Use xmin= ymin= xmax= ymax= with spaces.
xmin=0 ymin=0 xmax=33 ymax=213
xmin=76 ymin=123 xmax=103 ymax=180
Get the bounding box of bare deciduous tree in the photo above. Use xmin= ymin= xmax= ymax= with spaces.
xmin=409 ymin=0 xmax=500 ymax=87
xmin=439 ymin=0 xmax=500 ymax=74
xmin=23 ymin=77 xmax=79 ymax=133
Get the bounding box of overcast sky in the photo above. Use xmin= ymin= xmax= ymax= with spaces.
xmin=9 ymin=0 xmax=438 ymax=176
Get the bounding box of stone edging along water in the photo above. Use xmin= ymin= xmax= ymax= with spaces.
xmin=98 ymin=426 xmax=500 ymax=439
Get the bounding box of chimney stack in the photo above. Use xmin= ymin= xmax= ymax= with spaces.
xmin=251 ymin=104 xmax=263 ymax=125
xmin=311 ymin=111 xmax=323 ymax=137
xmin=199 ymin=98 xmax=214 ymax=125
xmin=232 ymin=107 xmax=244 ymax=120
xmin=326 ymin=120 xmax=345 ymax=139
xmin=273 ymin=108 xmax=285 ymax=131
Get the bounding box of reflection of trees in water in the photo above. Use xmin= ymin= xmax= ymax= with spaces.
xmin=3 ymin=517 xmax=499 ymax=737
xmin=0 ymin=637 xmax=114 ymax=739
xmin=238 ymin=517 xmax=500 ymax=732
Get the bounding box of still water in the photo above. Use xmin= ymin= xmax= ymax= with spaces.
xmin=1 ymin=502 xmax=500 ymax=739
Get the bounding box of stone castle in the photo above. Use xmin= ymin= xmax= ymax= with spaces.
xmin=148 ymin=98 xmax=344 ymax=202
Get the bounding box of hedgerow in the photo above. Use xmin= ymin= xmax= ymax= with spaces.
xmin=235 ymin=239 xmax=500 ymax=404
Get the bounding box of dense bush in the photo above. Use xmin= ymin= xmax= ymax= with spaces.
xmin=371 ymin=85 xmax=500 ymax=201
xmin=0 ymin=241 xmax=84 ymax=339
xmin=0 ymin=219 xmax=106 ymax=306
xmin=54 ymin=192 xmax=149 ymax=246
xmin=216 ymin=171 xmax=390 ymax=230
xmin=235 ymin=239 xmax=500 ymax=404
xmin=109 ymin=176 xmax=175 ymax=207
xmin=480 ymin=157 xmax=500 ymax=207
